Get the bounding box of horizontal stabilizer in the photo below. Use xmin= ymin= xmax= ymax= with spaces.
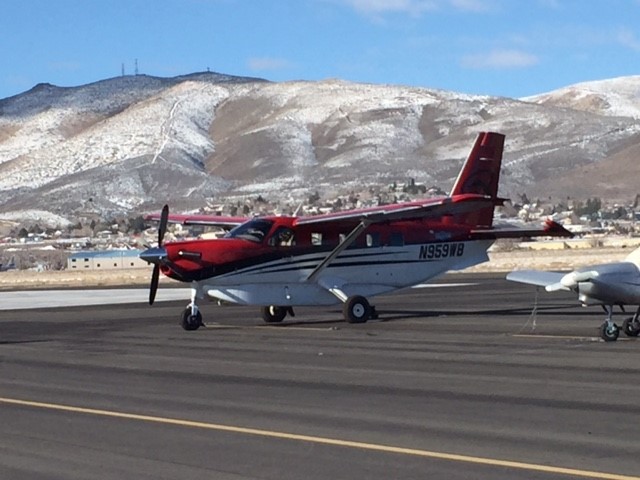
xmin=506 ymin=270 xmax=565 ymax=288
xmin=473 ymin=219 xmax=572 ymax=240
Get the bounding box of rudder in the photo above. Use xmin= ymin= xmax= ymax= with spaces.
xmin=449 ymin=132 xmax=505 ymax=227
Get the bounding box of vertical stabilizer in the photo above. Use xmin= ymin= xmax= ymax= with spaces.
xmin=449 ymin=132 xmax=505 ymax=227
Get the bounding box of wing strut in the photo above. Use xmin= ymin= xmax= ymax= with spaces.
xmin=306 ymin=220 xmax=371 ymax=283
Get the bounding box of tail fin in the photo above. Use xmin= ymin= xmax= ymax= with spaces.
xmin=449 ymin=132 xmax=505 ymax=227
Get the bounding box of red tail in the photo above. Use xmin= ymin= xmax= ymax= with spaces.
xmin=449 ymin=132 xmax=505 ymax=227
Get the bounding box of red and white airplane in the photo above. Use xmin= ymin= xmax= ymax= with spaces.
xmin=141 ymin=132 xmax=571 ymax=330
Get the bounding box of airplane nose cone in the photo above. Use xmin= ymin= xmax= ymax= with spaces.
xmin=560 ymin=270 xmax=598 ymax=288
xmin=560 ymin=272 xmax=578 ymax=288
xmin=139 ymin=246 xmax=167 ymax=265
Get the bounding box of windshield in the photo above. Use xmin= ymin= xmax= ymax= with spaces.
xmin=225 ymin=219 xmax=274 ymax=243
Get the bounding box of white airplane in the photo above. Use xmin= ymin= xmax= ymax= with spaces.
xmin=141 ymin=132 xmax=571 ymax=330
xmin=507 ymin=247 xmax=640 ymax=341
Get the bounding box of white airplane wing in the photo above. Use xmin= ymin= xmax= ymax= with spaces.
xmin=506 ymin=270 xmax=566 ymax=288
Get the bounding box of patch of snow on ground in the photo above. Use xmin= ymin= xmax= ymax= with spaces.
xmin=0 ymin=210 xmax=73 ymax=227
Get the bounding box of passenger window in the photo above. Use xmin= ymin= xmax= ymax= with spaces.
xmin=340 ymin=233 xmax=358 ymax=249
xmin=390 ymin=232 xmax=404 ymax=246
xmin=366 ymin=233 xmax=380 ymax=247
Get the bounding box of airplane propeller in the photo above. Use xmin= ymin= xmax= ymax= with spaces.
xmin=146 ymin=204 xmax=169 ymax=305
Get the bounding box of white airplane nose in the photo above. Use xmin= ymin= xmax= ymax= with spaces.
xmin=561 ymin=270 xmax=598 ymax=288
xmin=545 ymin=270 xmax=599 ymax=292
xmin=560 ymin=272 xmax=579 ymax=288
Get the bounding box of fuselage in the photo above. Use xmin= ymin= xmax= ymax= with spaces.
xmin=159 ymin=216 xmax=495 ymax=306
xmin=574 ymin=262 xmax=640 ymax=306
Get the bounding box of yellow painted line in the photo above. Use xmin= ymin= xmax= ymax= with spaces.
xmin=1 ymin=397 xmax=638 ymax=480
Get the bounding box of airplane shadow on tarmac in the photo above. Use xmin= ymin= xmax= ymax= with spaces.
xmin=258 ymin=303 xmax=588 ymax=327
xmin=377 ymin=304 xmax=588 ymax=322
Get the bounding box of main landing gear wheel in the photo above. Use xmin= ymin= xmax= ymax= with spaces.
xmin=622 ymin=317 xmax=640 ymax=337
xmin=181 ymin=307 xmax=203 ymax=331
xmin=261 ymin=305 xmax=287 ymax=323
xmin=343 ymin=295 xmax=371 ymax=323
xmin=600 ymin=321 xmax=619 ymax=342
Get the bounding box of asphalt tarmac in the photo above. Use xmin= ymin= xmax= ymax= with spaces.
xmin=1 ymin=273 xmax=639 ymax=480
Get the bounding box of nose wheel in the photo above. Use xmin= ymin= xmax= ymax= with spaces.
xmin=181 ymin=306 xmax=203 ymax=331
xmin=600 ymin=321 xmax=619 ymax=342
xmin=179 ymin=282 xmax=206 ymax=331
xmin=599 ymin=305 xmax=619 ymax=342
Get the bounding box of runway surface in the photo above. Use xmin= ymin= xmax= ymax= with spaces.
xmin=0 ymin=287 xmax=190 ymax=310
xmin=1 ymin=273 xmax=640 ymax=480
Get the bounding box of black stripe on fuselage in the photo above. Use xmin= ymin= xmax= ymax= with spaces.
xmin=172 ymin=241 xmax=474 ymax=283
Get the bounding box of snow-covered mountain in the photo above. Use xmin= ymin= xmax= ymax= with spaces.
xmin=1 ymin=72 xmax=639 ymax=224
xmin=522 ymin=76 xmax=640 ymax=119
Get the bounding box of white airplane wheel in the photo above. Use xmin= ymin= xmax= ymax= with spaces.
xmin=600 ymin=322 xmax=619 ymax=342
xmin=344 ymin=296 xmax=371 ymax=324
xmin=181 ymin=307 xmax=202 ymax=331
xmin=622 ymin=318 xmax=640 ymax=337
xmin=261 ymin=305 xmax=287 ymax=323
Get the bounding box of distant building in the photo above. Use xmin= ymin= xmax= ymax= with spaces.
xmin=67 ymin=249 xmax=147 ymax=270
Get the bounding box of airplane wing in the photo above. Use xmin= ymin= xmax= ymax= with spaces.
xmin=294 ymin=195 xmax=571 ymax=239
xmin=294 ymin=193 xmax=495 ymax=227
xmin=145 ymin=212 xmax=249 ymax=229
xmin=506 ymin=270 xmax=566 ymax=288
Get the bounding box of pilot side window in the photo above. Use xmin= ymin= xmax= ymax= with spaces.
xmin=225 ymin=219 xmax=274 ymax=243
xmin=269 ymin=227 xmax=295 ymax=247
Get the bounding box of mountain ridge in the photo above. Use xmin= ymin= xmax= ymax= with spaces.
xmin=1 ymin=72 xmax=639 ymax=224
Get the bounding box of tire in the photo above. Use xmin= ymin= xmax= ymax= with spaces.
xmin=600 ymin=322 xmax=619 ymax=342
xmin=180 ymin=307 xmax=202 ymax=331
xmin=261 ymin=305 xmax=287 ymax=323
xmin=343 ymin=295 xmax=371 ymax=323
xmin=622 ymin=317 xmax=640 ymax=337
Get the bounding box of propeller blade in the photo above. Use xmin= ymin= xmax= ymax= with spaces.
xmin=149 ymin=264 xmax=160 ymax=305
xmin=158 ymin=204 xmax=169 ymax=246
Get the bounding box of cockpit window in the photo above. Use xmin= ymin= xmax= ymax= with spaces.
xmin=225 ymin=219 xmax=274 ymax=243
xmin=269 ymin=227 xmax=295 ymax=247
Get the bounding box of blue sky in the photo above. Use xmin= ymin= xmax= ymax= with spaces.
xmin=1 ymin=0 xmax=639 ymax=100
